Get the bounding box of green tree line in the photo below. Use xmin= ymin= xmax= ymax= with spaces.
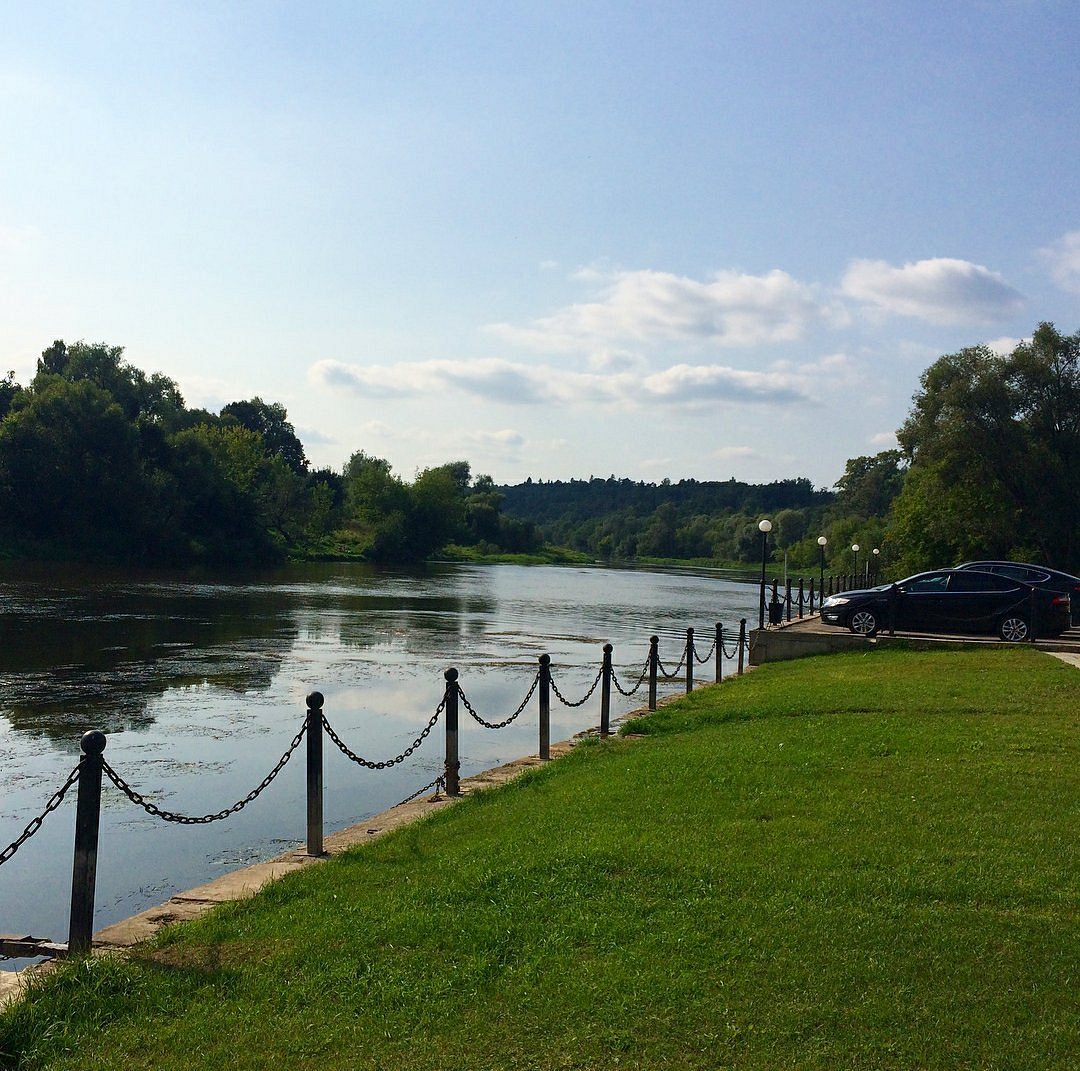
xmin=2 ymin=324 xmax=1076 ymax=575
xmin=0 ymin=341 xmax=539 ymax=565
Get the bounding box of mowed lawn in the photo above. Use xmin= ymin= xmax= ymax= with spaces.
xmin=2 ymin=645 xmax=1077 ymax=1070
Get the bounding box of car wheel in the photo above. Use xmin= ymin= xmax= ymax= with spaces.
xmin=999 ymin=615 xmax=1029 ymax=642
xmin=849 ymin=609 xmax=878 ymax=636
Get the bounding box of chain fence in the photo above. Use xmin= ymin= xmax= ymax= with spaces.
xmin=458 ymin=671 xmax=540 ymax=729
xmin=323 ymin=699 xmax=445 ymax=770
xmin=550 ymin=665 xmax=604 ymax=708
xmin=656 ymin=650 xmax=688 ymax=679
xmin=2 ymin=617 xmax=752 ymax=958
xmin=612 ymin=659 xmax=650 ymax=697
xmin=102 ymin=721 xmax=308 ymax=825
xmin=693 ymin=637 xmax=717 ymax=664
xmin=0 ymin=762 xmax=82 ymax=870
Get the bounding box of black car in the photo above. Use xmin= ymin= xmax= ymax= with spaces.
xmin=955 ymin=560 xmax=1080 ymax=626
xmin=820 ymin=569 xmax=1071 ymax=641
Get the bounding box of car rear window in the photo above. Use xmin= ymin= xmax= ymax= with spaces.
xmin=948 ymin=571 xmax=1016 ymax=592
xmin=992 ymin=565 xmax=1048 ymax=582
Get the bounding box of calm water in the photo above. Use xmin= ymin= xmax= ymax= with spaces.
xmin=0 ymin=561 xmax=757 ymax=966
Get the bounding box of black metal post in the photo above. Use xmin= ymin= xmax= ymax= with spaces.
xmin=785 ymin=578 xmax=793 ymax=622
xmin=444 ymin=668 xmax=460 ymax=796
xmin=685 ymin=628 xmax=694 ymax=694
xmin=648 ymin=635 xmax=659 ymax=711
xmin=715 ymin=623 xmax=723 ymax=683
xmin=538 ymin=654 xmax=551 ymax=759
xmin=737 ymin=619 xmax=746 ymax=675
xmin=797 ymin=579 xmax=805 ymax=619
xmin=600 ymin=644 xmax=612 ymax=737
xmin=305 ymin=691 xmax=324 ymax=857
xmin=68 ymin=730 xmax=106 ymax=955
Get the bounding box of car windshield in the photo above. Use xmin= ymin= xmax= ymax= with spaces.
xmin=900 ymin=573 xmax=949 ymax=593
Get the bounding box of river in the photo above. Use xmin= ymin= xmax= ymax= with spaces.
xmin=0 ymin=561 xmax=758 ymax=967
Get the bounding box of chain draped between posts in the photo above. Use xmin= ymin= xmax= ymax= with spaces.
xmin=101 ymin=723 xmax=309 ymax=825
xmin=549 ymin=665 xmax=604 ymax=708
xmin=0 ymin=762 xmax=81 ymax=868
xmin=458 ymin=670 xmax=540 ymax=729
xmin=1 ymin=617 xmax=751 ymax=960
xmin=322 ymin=700 xmax=445 ymax=769
xmin=612 ymin=659 xmax=650 ymax=696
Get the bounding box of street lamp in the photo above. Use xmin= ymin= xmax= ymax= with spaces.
xmin=758 ymin=518 xmax=773 ymax=629
xmin=817 ymin=535 xmax=828 ymax=603
xmin=851 ymin=543 xmax=860 ymax=586
xmin=872 ymin=547 xmax=880 ymax=583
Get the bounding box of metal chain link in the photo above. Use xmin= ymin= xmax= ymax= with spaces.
xmin=656 ymin=650 xmax=688 ymax=678
xmin=0 ymin=762 xmax=82 ymax=868
xmin=612 ymin=658 xmax=650 ymax=697
xmin=395 ymin=775 xmax=446 ymax=808
xmin=693 ymin=639 xmax=717 ymax=664
xmin=322 ymin=699 xmax=443 ymax=770
xmin=458 ymin=671 xmax=539 ymax=729
xmin=549 ymin=664 xmax=603 ymax=708
xmin=102 ymin=721 xmax=308 ymax=825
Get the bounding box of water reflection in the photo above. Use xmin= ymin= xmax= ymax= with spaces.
xmin=0 ymin=577 xmax=299 ymax=738
xmin=0 ymin=560 xmax=760 ymax=962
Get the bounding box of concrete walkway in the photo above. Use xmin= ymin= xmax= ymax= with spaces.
xmin=1048 ymin=651 xmax=1080 ymax=669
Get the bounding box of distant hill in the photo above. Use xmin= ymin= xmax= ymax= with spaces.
xmin=498 ymin=475 xmax=832 ymax=526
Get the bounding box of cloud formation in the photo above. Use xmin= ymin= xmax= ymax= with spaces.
xmin=310 ymin=357 xmax=811 ymax=409
xmin=462 ymin=428 xmax=526 ymax=449
xmin=841 ymin=257 xmax=1025 ymax=324
xmin=1037 ymin=231 xmax=1080 ymax=294
xmin=486 ymin=266 xmax=825 ymax=353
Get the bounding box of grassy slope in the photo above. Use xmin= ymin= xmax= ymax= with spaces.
xmin=2 ymin=647 xmax=1078 ymax=1070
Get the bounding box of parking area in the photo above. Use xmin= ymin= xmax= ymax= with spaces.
xmin=751 ymin=614 xmax=1080 ymax=665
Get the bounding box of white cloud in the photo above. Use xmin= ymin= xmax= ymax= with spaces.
xmin=840 ymin=257 xmax=1025 ymax=324
xmin=640 ymin=364 xmax=806 ymax=405
xmin=712 ymin=445 xmax=759 ymax=462
xmin=296 ymin=424 xmax=337 ymax=446
xmin=463 ymin=428 xmax=525 ymax=449
xmin=486 ymin=266 xmax=826 ymax=354
xmin=310 ymin=356 xmax=811 ymax=409
xmin=1036 ymin=231 xmax=1080 ymax=294
xmin=869 ymin=431 xmax=898 ymax=449
xmin=983 ymin=336 xmax=1024 ymax=355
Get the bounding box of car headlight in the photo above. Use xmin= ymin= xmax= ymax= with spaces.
xmin=823 ymin=597 xmax=849 ymax=607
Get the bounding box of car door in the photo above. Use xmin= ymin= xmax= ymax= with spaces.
xmin=943 ymin=571 xmax=1023 ymax=632
xmin=894 ymin=572 xmax=952 ymax=631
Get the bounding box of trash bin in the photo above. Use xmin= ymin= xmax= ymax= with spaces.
xmin=768 ymin=599 xmax=783 ymax=625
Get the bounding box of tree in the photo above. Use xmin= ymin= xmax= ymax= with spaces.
xmin=0 ymin=377 xmax=147 ymax=557
xmin=0 ymin=371 xmax=22 ymax=421
xmin=834 ymin=451 xmax=906 ymax=519
xmin=35 ymin=340 xmax=185 ymax=425
xmin=221 ymin=397 xmax=308 ymax=474
xmin=892 ymin=323 xmax=1080 ymax=572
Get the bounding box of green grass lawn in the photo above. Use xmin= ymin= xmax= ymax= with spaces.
xmin=2 ymin=646 xmax=1078 ymax=1070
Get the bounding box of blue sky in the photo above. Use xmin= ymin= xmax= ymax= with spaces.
xmin=3 ymin=1 xmax=1078 ymax=488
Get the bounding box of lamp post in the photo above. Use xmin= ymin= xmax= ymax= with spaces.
xmin=758 ymin=518 xmax=773 ymax=629
xmin=872 ymin=547 xmax=880 ymax=584
xmin=852 ymin=543 xmax=860 ymax=587
xmin=817 ymin=535 xmax=828 ymax=603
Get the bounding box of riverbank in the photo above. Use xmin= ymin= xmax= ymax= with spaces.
xmin=3 ymin=646 xmax=1078 ymax=1070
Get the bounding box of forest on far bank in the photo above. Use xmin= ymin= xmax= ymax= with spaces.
xmin=2 ymin=323 xmax=1077 ymax=578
